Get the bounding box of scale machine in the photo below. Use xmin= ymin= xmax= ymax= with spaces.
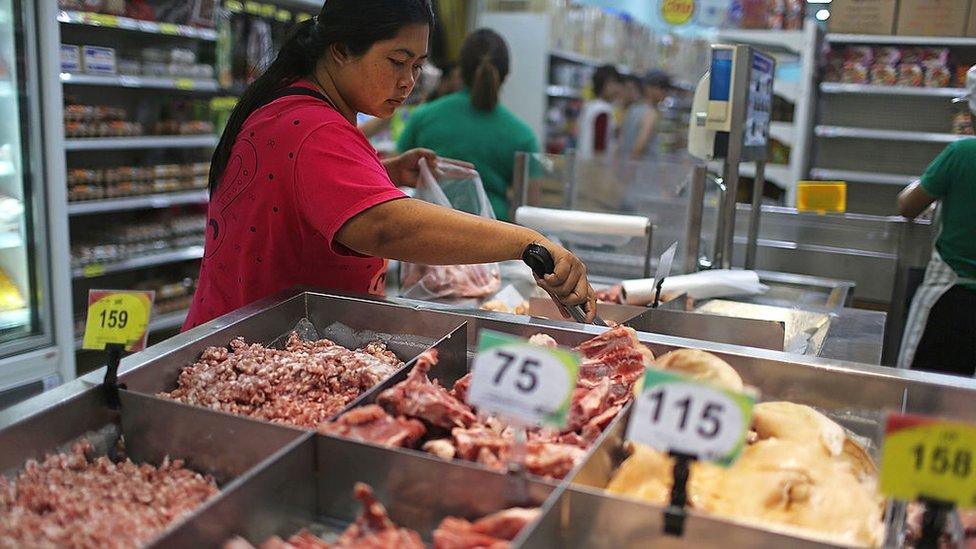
xmin=685 ymin=44 xmax=776 ymax=272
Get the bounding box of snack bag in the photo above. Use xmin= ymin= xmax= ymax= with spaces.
xmin=399 ymin=158 xmax=501 ymax=301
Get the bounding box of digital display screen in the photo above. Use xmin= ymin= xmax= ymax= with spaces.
xmin=709 ymin=49 xmax=733 ymax=102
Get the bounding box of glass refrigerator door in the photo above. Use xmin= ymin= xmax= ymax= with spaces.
xmin=0 ymin=0 xmax=59 ymax=399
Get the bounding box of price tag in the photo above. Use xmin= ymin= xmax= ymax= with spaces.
xmin=261 ymin=3 xmax=276 ymax=17
xmin=296 ymin=12 xmax=312 ymax=22
xmin=89 ymin=13 xmax=120 ymax=28
xmin=225 ymin=0 xmax=243 ymax=13
xmin=627 ymin=369 xmax=755 ymax=465
xmin=158 ymin=22 xmax=179 ymax=35
xmin=467 ymin=330 xmax=579 ymax=428
xmin=881 ymin=413 xmax=976 ymax=508
xmin=174 ymin=78 xmax=195 ymax=90
xmin=245 ymin=1 xmax=263 ymax=15
xmin=275 ymin=9 xmax=292 ymax=22
xmin=82 ymin=290 xmax=155 ymax=352
xmin=82 ymin=263 xmax=105 ymax=278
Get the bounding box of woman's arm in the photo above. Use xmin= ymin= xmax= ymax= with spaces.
xmin=897 ymin=180 xmax=937 ymax=219
xmin=336 ymin=198 xmax=596 ymax=318
xmin=630 ymin=108 xmax=658 ymax=160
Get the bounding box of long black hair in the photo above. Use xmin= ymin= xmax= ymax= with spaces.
xmin=209 ymin=0 xmax=434 ymax=193
xmin=459 ymin=29 xmax=510 ymax=112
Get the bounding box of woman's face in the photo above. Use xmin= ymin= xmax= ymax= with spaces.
xmin=333 ymin=23 xmax=429 ymax=118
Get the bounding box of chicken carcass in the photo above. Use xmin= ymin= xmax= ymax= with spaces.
xmin=653 ymin=348 xmax=744 ymax=392
xmin=377 ymin=350 xmax=477 ymax=430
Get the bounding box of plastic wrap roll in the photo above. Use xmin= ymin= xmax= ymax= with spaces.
xmin=515 ymin=206 xmax=649 ymax=237
xmin=622 ymin=270 xmax=768 ymax=304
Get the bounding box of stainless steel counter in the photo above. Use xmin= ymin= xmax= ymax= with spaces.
xmin=1 ymin=290 xmax=974 ymax=548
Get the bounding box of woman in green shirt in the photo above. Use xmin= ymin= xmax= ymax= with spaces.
xmin=397 ymin=29 xmax=539 ymax=221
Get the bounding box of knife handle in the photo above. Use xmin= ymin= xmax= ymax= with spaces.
xmin=522 ymin=243 xmax=596 ymax=325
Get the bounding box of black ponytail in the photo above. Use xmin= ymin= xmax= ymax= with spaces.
xmin=460 ymin=29 xmax=509 ymax=112
xmin=209 ymin=0 xmax=434 ymax=194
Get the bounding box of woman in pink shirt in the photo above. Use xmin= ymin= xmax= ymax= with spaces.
xmin=184 ymin=0 xmax=595 ymax=329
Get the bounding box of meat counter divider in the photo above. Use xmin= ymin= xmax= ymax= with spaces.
xmin=149 ymin=434 xmax=561 ymax=547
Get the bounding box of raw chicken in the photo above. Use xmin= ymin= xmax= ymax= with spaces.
xmin=653 ymin=348 xmax=744 ymax=392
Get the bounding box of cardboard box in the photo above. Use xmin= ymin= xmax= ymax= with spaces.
xmin=828 ymin=0 xmax=897 ymax=35
xmin=897 ymin=0 xmax=970 ymax=37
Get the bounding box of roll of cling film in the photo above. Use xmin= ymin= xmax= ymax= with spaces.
xmin=661 ymin=0 xmax=695 ymax=25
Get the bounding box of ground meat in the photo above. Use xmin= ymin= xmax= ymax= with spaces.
xmin=0 ymin=440 xmax=218 ymax=549
xmin=159 ymin=332 xmax=403 ymax=429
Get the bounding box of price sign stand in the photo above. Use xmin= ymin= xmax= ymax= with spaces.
xmin=880 ymin=413 xmax=976 ymax=548
xmin=82 ymin=290 xmax=155 ymax=409
xmin=627 ymin=368 xmax=756 ymax=538
xmin=664 ymin=451 xmax=695 ymax=535
xmin=467 ymin=330 xmax=580 ymax=490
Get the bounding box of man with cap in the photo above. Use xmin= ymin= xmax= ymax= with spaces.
xmin=895 ymin=64 xmax=976 ymax=376
xmin=619 ymin=69 xmax=678 ymax=162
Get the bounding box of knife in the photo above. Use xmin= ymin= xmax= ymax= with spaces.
xmin=522 ymin=244 xmax=608 ymax=327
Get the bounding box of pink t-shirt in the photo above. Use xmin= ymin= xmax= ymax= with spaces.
xmin=183 ymin=81 xmax=406 ymax=329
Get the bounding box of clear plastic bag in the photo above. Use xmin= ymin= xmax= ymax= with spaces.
xmin=399 ymin=159 xmax=501 ymax=300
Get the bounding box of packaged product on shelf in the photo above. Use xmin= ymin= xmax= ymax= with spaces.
xmin=925 ymin=65 xmax=951 ymax=88
xmin=0 ymin=269 xmax=26 ymax=312
xmin=897 ymin=63 xmax=924 ymax=87
xmin=840 ymin=46 xmax=872 ymax=84
xmin=81 ymin=45 xmax=116 ymax=75
xmin=60 ymin=45 xmax=80 ymax=73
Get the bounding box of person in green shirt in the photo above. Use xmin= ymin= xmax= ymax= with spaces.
xmin=397 ymin=28 xmax=539 ymax=221
xmin=897 ymin=69 xmax=976 ymax=375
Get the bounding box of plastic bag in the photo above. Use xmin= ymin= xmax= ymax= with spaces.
xmin=399 ymin=159 xmax=501 ymax=300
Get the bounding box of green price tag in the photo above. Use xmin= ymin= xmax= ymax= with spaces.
xmin=467 ymin=330 xmax=579 ymax=428
xmin=174 ymin=78 xmax=194 ymax=90
xmin=245 ymin=1 xmax=263 ymax=15
xmin=275 ymin=9 xmax=292 ymax=22
xmin=158 ymin=22 xmax=179 ymax=35
xmin=225 ymin=0 xmax=243 ymax=13
xmin=627 ymin=368 xmax=755 ymax=466
xmin=82 ymin=264 xmax=105 ymax=278
xmin=881 ymin=413 xmax=976 ymax=507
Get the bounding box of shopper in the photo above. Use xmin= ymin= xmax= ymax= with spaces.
xmin=183 ymin=1 xmax=596 ymax=329
xmin=619 ymin=70 xmax=676 ymax=162
xmin=896 ymin=66 xmax=976 ymax=376
xmin=576 ymin=64 xmax=623 ymax=159
xmin=426 ymin=61 xmax=463 ymax=102
xmin=396 ymin=29 xmax=538 ymax=221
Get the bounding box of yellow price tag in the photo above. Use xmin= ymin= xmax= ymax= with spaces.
xmin=245 ymin=1 xmax=263 ymax=15
xmin=797 ymin=181 xmax=846 ymax=214
xmin=82 ymin=263 xmax=105 ymax=278
xmin=89 ymin=13 xmax=120 ymax=28
xmin=296 ymin=12 xmax=312 ymax=22
xmin=82 ymin=290 xmax=155 ymax=352
xmin=158 ymin=22 xmax=179 ymax=35
xmin=225 ymin=0 xmax=243 ymax=13
xmin=174 ymin=78 xmax=195 ymax=90
xmin=276 ymin=9 xmax=292 ymax=22
xmin=261 ymin=4 xmax=276 ymax=17
xmin=881 ymin=413 xmax=976 ymax=508
xmin=661 ymin=0 xmax=695 ymax=25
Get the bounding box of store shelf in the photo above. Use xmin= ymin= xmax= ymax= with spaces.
xmin=827 ymin=33 xmax=976 ymax=46
xmin=72 ymin=245 xmax=204 ymax=279
xmin=775 ymin=82 xmax=799 ymax=103
xmin=0 ymin=161 xmax=14 ymax=178
xmin=64 ymin=135 xmax=218 ymax=151
xmin=74 ymin=308 xmax=188 ymax=349
xmin=60 ymin=73 xmax=220 ymax=92
xmin=0 ymin=231 xmax=23 ymax=250
xmin=57 ymin=10 xmax=218 ymax=41
xmin=810 ymin=168 xmax=918 ymax=186
xmin=546 ymin=85 xmax=582 ymax=99
xmin=708 ymin=161 xmax=791 ymax=188
xmin=68 ymin=190 xmax=209 ymax=216
xmin=549 ymin=49 xmax=604 ymax=67
xmin=769 ymin=121 xmax=795 ymax=144
xmin=715 ymin=29 xmax=805 ymax=54
xmin=820 ymin=82 xmax=965 ymax=98
xmin=815 ymin=125 xmax=964 ymax=143
xmin=0 ymin=308 xmax=30 ymax=331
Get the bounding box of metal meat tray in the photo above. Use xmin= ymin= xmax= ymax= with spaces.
xmin=314 ymin=322 xmax=631 ymax=487
xmin=118 ymin=291 xmax=468 ymax=430
xmin=0 ymin=388 xmax=304 ymax=545
xmin=150 ymin=433 xmax=560 ymax=547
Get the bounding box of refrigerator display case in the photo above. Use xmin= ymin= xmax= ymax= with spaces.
xmin=0 ymin=0 xmax=74 ymax=407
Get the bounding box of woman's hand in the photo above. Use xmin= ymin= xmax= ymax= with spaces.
xmin=533 ymin=240 xmax=597 ymax=323
xmin=383 ymin=148 xmax=474 ymax=187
